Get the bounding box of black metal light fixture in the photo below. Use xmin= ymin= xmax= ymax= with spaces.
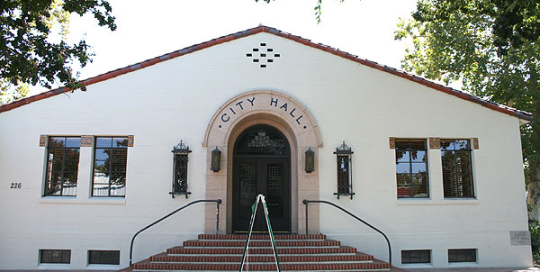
xmin=305 ymin=147 xmax=315 ymax=173
xmin=211 ymin=146 xmax=221 ymax=172
xmin=333 ymin=141 xmax=355 ymax=199
xmin=170 ymin=140 xmax=192 ymax=198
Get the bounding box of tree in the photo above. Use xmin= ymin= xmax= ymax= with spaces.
xmin=0 ymin=0 xmax=116 ymax=104
xmin=0 ymin=78 xmax=29 ymax=104
xmin=395 ymin=0 xmax=540 ymax=219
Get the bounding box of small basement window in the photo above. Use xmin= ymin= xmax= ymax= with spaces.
xmin=40 ymin=249 xmax=71 ymax=264
xmin=402 ymin=250 xmax=431 ymax=264
xmin=448 ymin=249 xmax=477 ymax=263
xmin=88 ymin=250 xmax=120 ymax=265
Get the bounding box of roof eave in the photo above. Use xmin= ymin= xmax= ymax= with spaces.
xmin=0 ymin=25 xmax=533 ymax=122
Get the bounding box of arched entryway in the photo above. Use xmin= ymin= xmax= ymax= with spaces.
xmin=232 ymin=125 xmax=291 ymax=233
xmin=203 ymin=90 xmax=322 ymax=234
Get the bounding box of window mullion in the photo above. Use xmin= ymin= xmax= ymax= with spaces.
xmin=108 ymin=147 xmax=113 ymax=197
xmin=60 ymin=138 xmax=67 ymax=196
xmin=408 ymin=147 xmax=414 ymax=197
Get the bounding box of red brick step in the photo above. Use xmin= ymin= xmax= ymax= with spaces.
xmin=123 ymin=233 xmax=406 ymax=272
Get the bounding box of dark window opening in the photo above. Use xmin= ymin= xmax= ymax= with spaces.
xmin=40 ymin=250 xmax=71 ymax=264
xmin=402 ymin=250 xmax=431 ymax=264
xmin=448 ymin=249 xmax=477 ymax=263
xmin=88 ymin=250 xmax=120 ymax=265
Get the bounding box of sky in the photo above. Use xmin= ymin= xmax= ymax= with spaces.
xmin=39 ymin=0 xmax=418 ymax=93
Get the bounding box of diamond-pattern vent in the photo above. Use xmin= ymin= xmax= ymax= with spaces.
xmin=246 ymin=43 xmax=280 ymax=68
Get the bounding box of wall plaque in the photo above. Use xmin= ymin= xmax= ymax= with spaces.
xmin=510 ymin=231 xmax=531 ymax=246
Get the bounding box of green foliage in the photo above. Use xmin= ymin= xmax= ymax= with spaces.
xmin=0 ymin=78 xmax=29 ymax=104
xmin=531 ymin=221 xmax=540 ymax=263
xmin=410 ymin=0 xmax=540 ymax=56
xmin=395 ymin=0 xmax=540 ymax=219
xmin=0 ymin=0 xmax=116 ymax=100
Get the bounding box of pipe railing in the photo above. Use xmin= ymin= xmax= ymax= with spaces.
xmin=129 ymin=199 xmax=222 ymax=266
xmin=303 ymin=199 xmax=392 ymax=264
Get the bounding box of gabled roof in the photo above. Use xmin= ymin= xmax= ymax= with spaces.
xmin=0 ymin=25 xmax=533 ymax=121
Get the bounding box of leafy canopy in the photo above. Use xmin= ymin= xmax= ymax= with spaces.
xmin=395 ymin=0 xmax=540 ymax=218
xmin=0 ymin=0 xmax=116 ymax=95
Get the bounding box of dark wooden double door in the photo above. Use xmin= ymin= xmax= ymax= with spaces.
xmin=232 ymin=125 xmax=291 ymax=233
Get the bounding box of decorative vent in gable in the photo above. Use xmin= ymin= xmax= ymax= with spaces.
xmin=246 ymin=42 xmax=280 ymax=68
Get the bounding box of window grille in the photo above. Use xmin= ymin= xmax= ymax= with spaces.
xmin=334 ymin=141 xmax=354 ymax=199
xmin=171 ymin=140 xmax=191 ymax=198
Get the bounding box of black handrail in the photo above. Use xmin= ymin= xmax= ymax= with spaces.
xmin=129 ymin=199 xmax=222 ymax=266
xmin=303 ymin=199 xmax=392 ymax=264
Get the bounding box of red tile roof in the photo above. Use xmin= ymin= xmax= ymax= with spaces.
xmin=0 ymin=25 xmax=533 ymax=121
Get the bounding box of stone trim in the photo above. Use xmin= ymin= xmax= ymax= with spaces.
xmin=429 ymin=138 xmax=441 ymax=149
xmin=128 ymin=135 xmax=135 ymax=147
xmin=81 ymin=135 xmax=93 ymax=147
xmin=39 ymin=135 xmax=46 ymax=147
xmin=204 ymin=90 xmax=321 ymax=234
xmin=389 ymin=137 xmax=395 ymax=149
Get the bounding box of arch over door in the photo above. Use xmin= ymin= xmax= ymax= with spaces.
xmin=232 ymin=124 xmax=291 ymax=233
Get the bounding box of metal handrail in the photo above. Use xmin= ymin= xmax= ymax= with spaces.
xmin=303 ymin=199 xmax=392 ymax=264
xmin=129 ymin=199 xmax=222 ymax=266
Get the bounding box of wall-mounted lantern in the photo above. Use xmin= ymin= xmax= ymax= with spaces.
xmin=333 ymin=141 xmax=355 ymax=199
xmin=211 ymin=147 xmax=221 ymax=172
xmin=305 ymin=147 xmax=315 ymax=173
xmin=170 ymin=140 xmax=192 ymax=198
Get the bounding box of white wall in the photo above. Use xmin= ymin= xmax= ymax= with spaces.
xmin=0 ymin=32 xmax=531 ymax=269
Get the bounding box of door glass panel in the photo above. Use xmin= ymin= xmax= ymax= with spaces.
xmin=235 ymin=127 xmax=289 ymax=156
xmin=267 ymin=163 xmax=284 ymax=218
xmin=239 ymin=163 xmax=257 ymax=220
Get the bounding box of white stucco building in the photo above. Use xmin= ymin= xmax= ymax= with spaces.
xmin=0 ymin=26 xmax=533 ymax=270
